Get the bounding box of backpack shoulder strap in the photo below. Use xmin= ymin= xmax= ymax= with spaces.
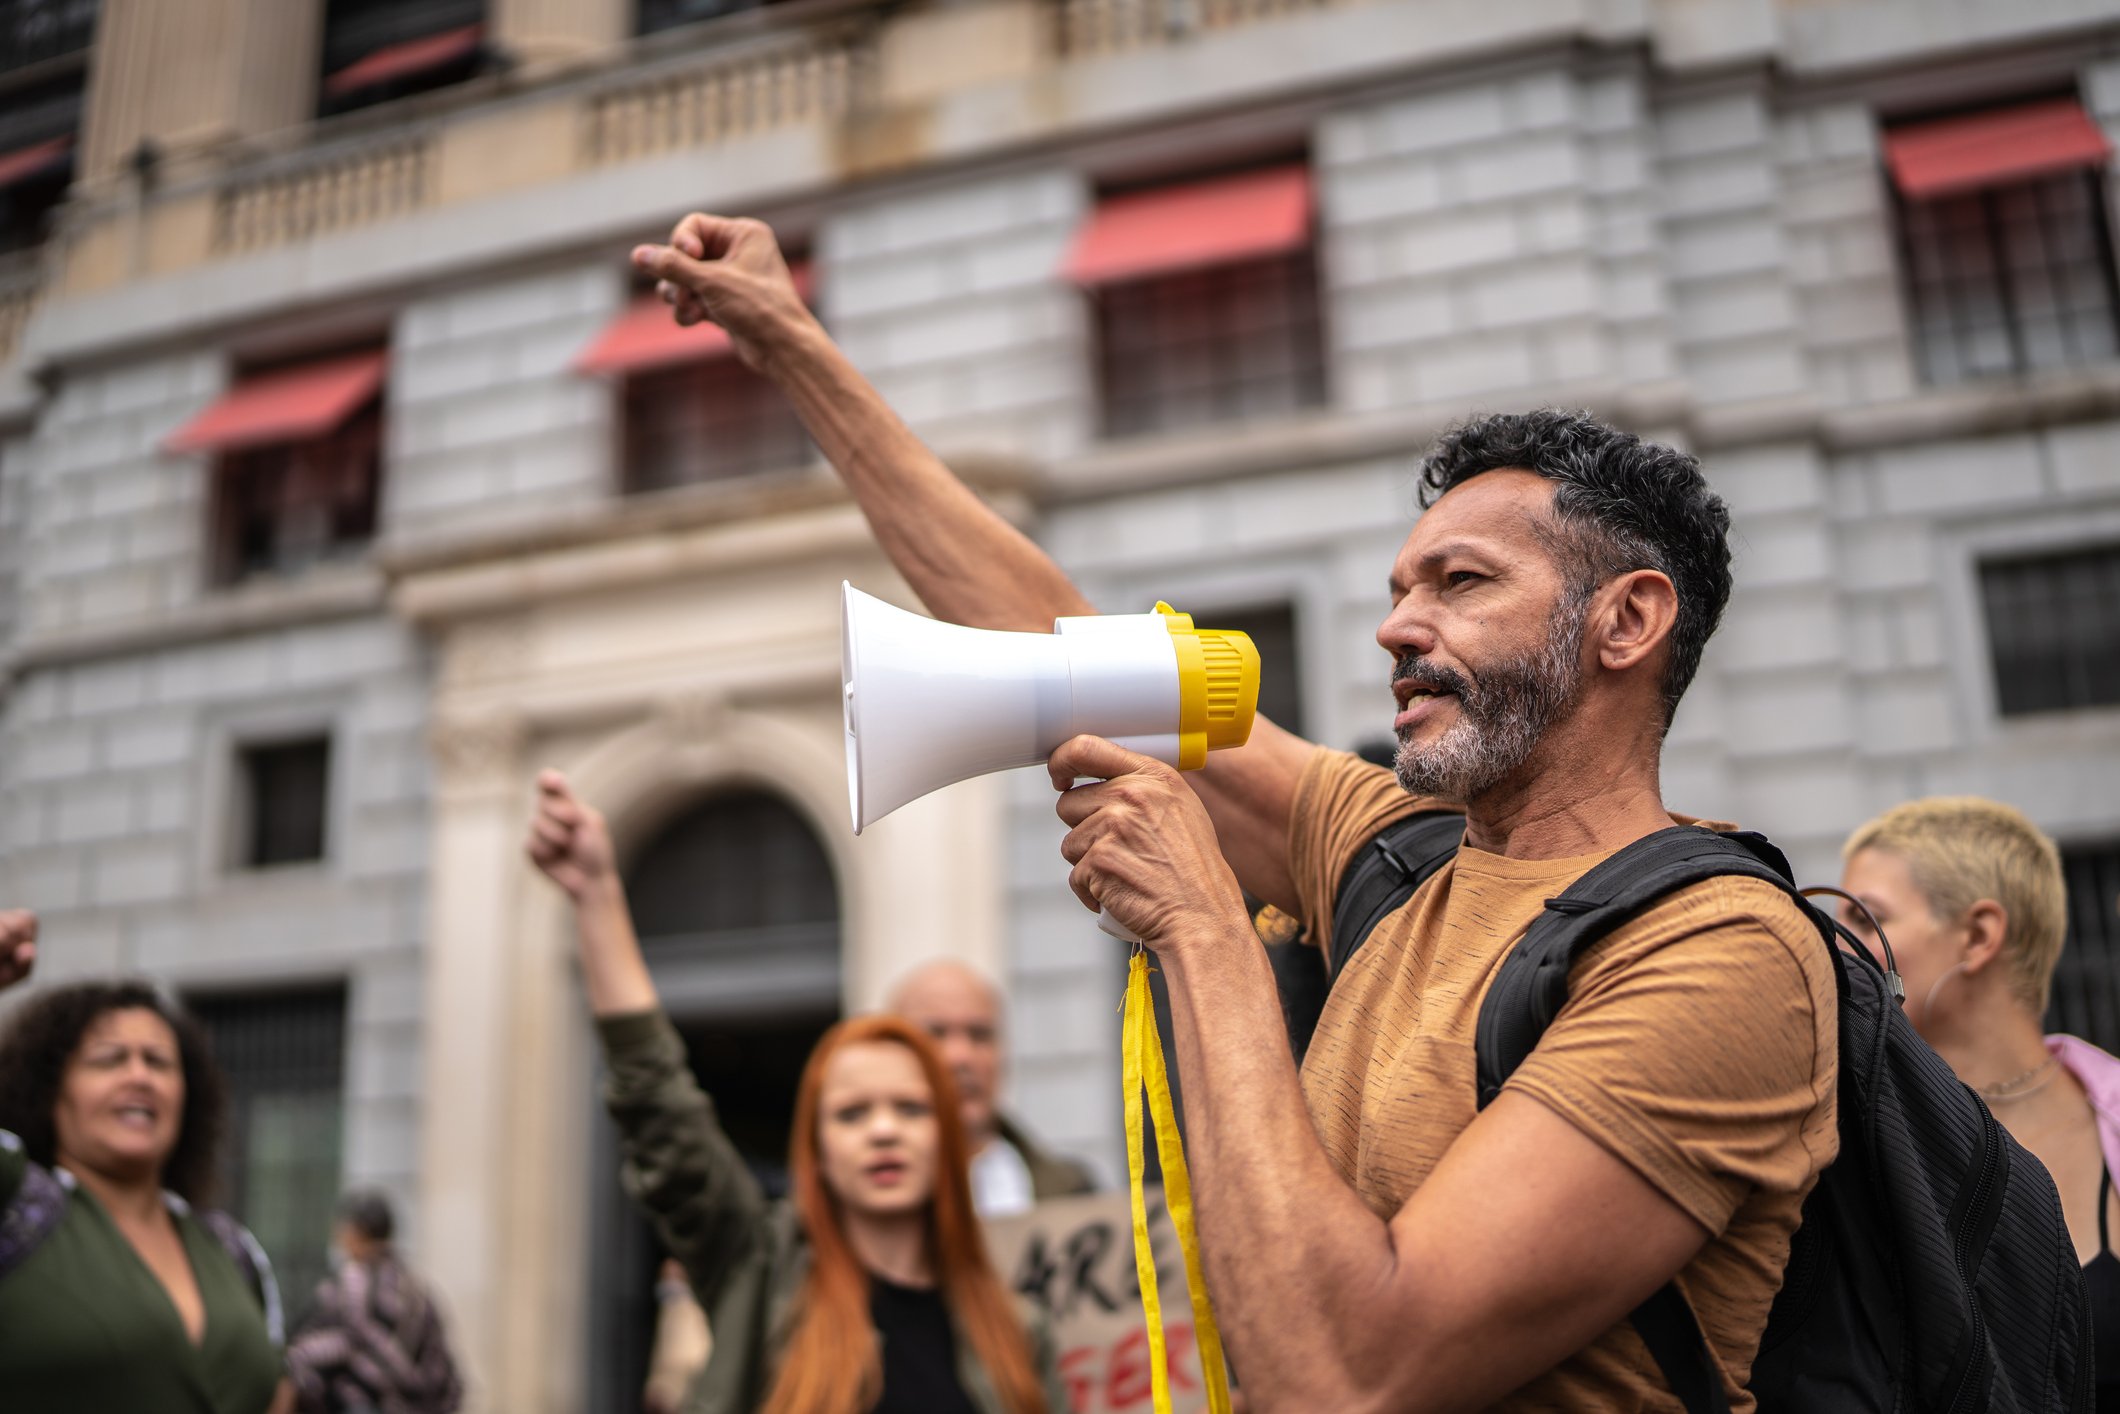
xmin=194 ymin=1206 xmax=286 ymax=1345
xmin=1327 ymin=810 xmax=1465 ymax=979
xmin=0 ymin=1133 xmax=69 ymax=1284
xmin=1473 ymin=826 xmax=1811 ymax=1108
xmin=1469 ymin=825 xmax=1828 ymax=1414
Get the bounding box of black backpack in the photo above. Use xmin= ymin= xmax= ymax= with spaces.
xmin=1290 ymin=814 xmax=2094 ymax=1414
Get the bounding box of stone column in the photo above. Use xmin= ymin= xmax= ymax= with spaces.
xmin=80 ymin=0 xmax=323 ymax=186
xmin=417 ymin=706 xmax=532 ymax=1412
xmin=490 ymin=0 xmax=628 ymax=72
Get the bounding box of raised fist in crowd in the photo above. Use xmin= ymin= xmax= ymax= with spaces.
xmin=525 ymin=770 xmax=618 ymax=905
xmin=0 ymin=909 xmax=36 ymax=992
xmin=630 ymin=214 xmax=817 ymax=373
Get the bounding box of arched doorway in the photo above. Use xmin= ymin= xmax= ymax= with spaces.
xmin=585 ymin=788 xmax=841 ymax=1413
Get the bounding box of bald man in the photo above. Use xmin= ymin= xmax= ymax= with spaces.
xmin=888 ymin=960 xmax=1094 ymax=1216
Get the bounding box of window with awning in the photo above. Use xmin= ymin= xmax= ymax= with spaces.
xmin=1885 ymin=98 xmax=2120 ymax=384
xmin=574 ymin=262 xmax=816 ymax=491
xmin=164 ymin=350 xmax=388 ymax=585
xmin=1067 ymin=164 xmax=1326 ymax=439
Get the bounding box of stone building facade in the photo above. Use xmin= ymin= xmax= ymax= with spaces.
xmin=2 ymin=0 xmax=2119 ymax=1408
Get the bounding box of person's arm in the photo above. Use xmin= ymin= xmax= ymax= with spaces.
xmin=526 ymin=772 xmax=776 ymax=1302
xmin=1048 ymin=737 xmax=1799 ymax=1413
xmin=629 ymin=218 xmax=1313 ymax=909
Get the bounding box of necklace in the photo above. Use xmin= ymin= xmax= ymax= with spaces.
xmin=1977 ymin=1055 xmax=2061 ymax=1103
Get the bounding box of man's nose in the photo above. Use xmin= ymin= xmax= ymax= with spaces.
xmin=1377 ymin=598 xmax=1437 ymax=659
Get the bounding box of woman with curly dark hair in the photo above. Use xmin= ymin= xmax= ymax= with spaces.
xmin=0 ymin=909 xmax=293 ymax=1414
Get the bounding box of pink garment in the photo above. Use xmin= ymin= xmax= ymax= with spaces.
xmin=2047 ymin=1033 xmax=2120 ymax=1180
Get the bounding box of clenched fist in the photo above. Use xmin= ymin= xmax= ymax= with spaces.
xmin=630 ymin=214 xmax=818 ymax=374
xmin=525 ymin=770 xmax=617 ymax=905
xmin=0 ymin=910 xmax=36 ymax=992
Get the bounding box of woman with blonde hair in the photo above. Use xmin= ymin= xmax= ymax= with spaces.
xmin=526 ymin=772 xmax=1060 ymax=1414
xmin=1838 ymin=796 xmax=2118 ymax=1411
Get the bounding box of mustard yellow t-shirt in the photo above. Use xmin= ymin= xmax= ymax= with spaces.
xmin=1290 ymin=749 xmax=1838 ymax=1412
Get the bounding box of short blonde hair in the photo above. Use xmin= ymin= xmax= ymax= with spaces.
xmin=1843 ymin=796 xmax=2068 ymax=1013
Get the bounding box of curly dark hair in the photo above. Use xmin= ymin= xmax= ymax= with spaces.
xmin=1417 ymin=409 xmax=1733 ymax=722
xmin=0 ymin=980 xmax=227 ymax=1205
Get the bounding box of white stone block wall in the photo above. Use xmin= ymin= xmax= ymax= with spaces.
xmin=823 ymin=170 xmax=1092 ymax=464
xmin=0 ymin=612 xmax=433 ymax=1236
xmin=386 ymin=262 xmax=624 ymax=540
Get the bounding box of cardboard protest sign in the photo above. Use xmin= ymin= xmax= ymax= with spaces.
xmin=984 ymin=1188 xmax=1217 ymax=1414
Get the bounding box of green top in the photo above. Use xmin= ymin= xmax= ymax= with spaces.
xmin=0 ymin=1134 xmax=284 ymax=1414
xmin=596 ymin=1010 xmax=1067 ymax=1414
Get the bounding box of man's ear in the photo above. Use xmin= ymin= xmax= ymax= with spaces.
xmin=1596 ymin=569 xmax=1679 ymax=675
xmin=1960 ymin=899 xmax=2010 ymax=978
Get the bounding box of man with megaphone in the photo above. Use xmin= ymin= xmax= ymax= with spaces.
xmin=631 ymin=217 xmax=1835 ymax=1413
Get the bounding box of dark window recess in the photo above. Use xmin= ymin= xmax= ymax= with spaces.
xmin=588 ymin=790 xmax=838 ymax=1414
xmin=319 ymin=0 xmax=487 ymax=115
xmin=1206 ymin=602 xmax=1303 ymax=738
xmin=638 ymin=0 xmax=766 ymax=34
xmin=1096 ymin=250 xmax=1326 ymax=439
xmin=1979 ymin=544 xmax=2120 ymax=716
xmin=191 ymin=985 xmax=347 ymax=1317
xmin=240 ymin=738 xmax=332 ymax=868
xmin=2047 ymin=841 xmax=2120 ymax=1057
xmin=213 ymin=401 xmax=381 ymax=585
xmin=623 ymin=360 xmax=810 ymax=492
xmin=0 ymin=0 xmax=99 ymax=79
xmin=1899 ymin=168 xmax=2120 ymax=385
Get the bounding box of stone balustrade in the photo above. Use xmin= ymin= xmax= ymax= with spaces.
xmin=0 ymin=248 xmax=43 ymax=367
xmin=1056 ymin=0 xmax=1334 ymax=57
xmin=580 ymin=18 xmax=872 ymax=166
xmin=213 ymin=129 xmax=438 ymax=254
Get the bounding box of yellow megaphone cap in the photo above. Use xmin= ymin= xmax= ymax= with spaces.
xmin=1154 ymin=602 xmax=1261 ymax=770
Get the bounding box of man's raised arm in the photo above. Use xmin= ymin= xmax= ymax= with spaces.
xmin=632 ymin=214 xmax=1314 ymax=909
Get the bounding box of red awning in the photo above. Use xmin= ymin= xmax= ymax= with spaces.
xmin=1884 ymin=99 xmax=2113 ymax=200
xmin=0 ymin=135 xmax=73 ymax=190
xmin=164 ymin=351 xmax=388 ymax=456
xmin=1063 ymin=165 xmax=1314 ymax=286
xmin=325 ymin=24 xmax=483 ymax=99
xmin=574 ymin=263 xmax=813 ymax=377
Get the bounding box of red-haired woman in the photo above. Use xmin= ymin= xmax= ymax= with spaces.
xmin=527 ymin=772 xmax=1061 ymax=1414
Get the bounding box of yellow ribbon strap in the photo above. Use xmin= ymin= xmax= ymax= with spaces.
xmin=1123 ymin=950 xmax=1234 ymax=1414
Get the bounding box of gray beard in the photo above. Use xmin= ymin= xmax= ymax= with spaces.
xmin=1393 ymin=597 xmax=1588 ymax=802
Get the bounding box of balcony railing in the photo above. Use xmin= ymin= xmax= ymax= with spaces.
xmin=580 ymin=17 xmax=872 ymax=167
xmin=0 ymin=248 xmax=42 ymax=367
xmin=213 ymin=130 xmax=437 ymax=255
xmin=1057 ymin=0 xmax=1335 ymax=56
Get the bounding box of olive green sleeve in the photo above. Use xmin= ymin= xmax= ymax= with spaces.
xmin=596 ymin=1010 xmax=776 ymax=1309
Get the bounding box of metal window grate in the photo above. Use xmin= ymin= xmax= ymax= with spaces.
xmin=2047 ymin=842 xmax=2120 ymax=1055
xmin=190 ymin=986 xmax=348 ymax=1319
xmin=1096 ymin=250 xmax=1327 ymax=439
xmin=0 ymin=0 xmax=97 ymax=78
xmin=213 ymin=400 xmax=382 ymax=586
xmin=240 ymin=738 xmax=332 ymax=868
xmin=1898 ymin=168 xmax=2120 ymax=385
xmin=1978 ymin=543 xmax=2120 ymax=716
xmin=623 ymin=360 xmax=811 ymax=492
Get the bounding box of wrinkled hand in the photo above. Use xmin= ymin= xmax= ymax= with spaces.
xmin=1049 ymin=736 xmax=1250 ymax=950
xmin=630 ymin=214 xmax=816 ymax=373
xmin=525 ymin=770 xmax=617 ymax=904
xmin=0 ymin=910 xmax=35 ymax=992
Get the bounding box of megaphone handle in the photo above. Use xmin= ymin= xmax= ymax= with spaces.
xmin=1098 ymin=907 xmax=1141 ymax=944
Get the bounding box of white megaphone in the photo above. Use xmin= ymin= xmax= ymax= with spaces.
xmin=841 ymin=583 xmax=1261 ymax=934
